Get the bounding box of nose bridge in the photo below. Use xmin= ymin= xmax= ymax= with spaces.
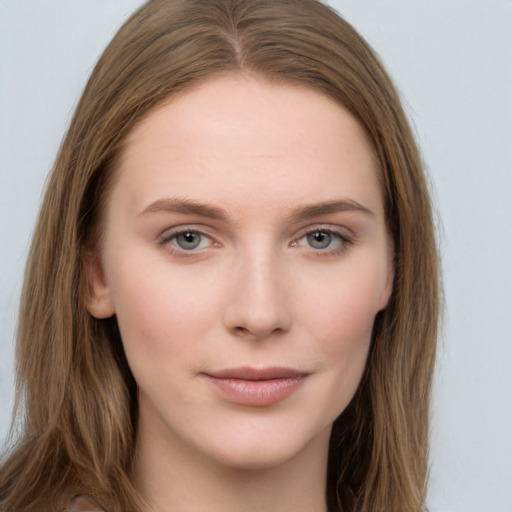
xmin=224 ymin=242 xmax=291 ymax=338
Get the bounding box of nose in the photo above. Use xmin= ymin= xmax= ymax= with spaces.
xmin=223 ymin=250 xmax=292 ymax=339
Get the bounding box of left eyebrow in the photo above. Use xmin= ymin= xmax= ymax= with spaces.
xmin=286 ymin=200 xmax=375 ymax=224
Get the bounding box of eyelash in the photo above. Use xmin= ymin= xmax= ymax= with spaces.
xmin=158 ymin=226 xmax=353 ymax=257
xmin=159 ymin=228 xmax=216 ymax=255
xmin=292 ymin=227 xmax=353 ymax=256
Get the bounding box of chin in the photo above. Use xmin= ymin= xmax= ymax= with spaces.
xmin=195 ymin=419 xmax=333 ymax=472
xmin=212 ymin=445 xmax=299 ymax=471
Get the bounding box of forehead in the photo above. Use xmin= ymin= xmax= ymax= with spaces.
xmin=113 ymin=74 xmax=382 ymax=219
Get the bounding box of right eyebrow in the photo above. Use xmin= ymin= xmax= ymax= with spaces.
xmin=138 ymin=197 xmax=230 ymax=222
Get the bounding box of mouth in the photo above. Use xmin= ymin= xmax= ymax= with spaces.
xmin=201 ymin=366 xmax=309 ymax=407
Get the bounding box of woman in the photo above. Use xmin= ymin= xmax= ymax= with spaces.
xmin=0 ymin=0 xmax=440 ymax=511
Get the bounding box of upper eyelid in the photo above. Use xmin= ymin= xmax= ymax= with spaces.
xmin=294 ymin=229 xmax=351 ymax=246
xmin=293 ymin=223 xmax=354 ymax=240
xmin=159 ymin=224 xmax=216 ymax=240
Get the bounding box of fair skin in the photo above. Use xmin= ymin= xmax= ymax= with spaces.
xmin=87 ymin=75 xmax=393 ymax=512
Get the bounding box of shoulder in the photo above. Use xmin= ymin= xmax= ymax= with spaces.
xmin=68 ymin=495 xmax=105 ymax=512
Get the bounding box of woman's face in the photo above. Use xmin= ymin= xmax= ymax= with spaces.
xmin=88 ymin=75 xmax=393 ymax=471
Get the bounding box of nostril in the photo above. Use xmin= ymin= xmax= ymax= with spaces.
xmin=234 ymin=326 xmax=251 ymax=336
xmin=232 ymin=323 xmax=286 ymax=339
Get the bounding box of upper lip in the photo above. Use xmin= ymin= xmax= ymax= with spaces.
xmin=204 ymin=366 xmax=308 ymax=381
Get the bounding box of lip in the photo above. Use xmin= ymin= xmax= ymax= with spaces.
xmin=202 ymin=366 xmax=309 ymax=407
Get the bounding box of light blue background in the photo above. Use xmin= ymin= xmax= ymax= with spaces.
xmin=1 ymin=2 xmax=511 ymax=510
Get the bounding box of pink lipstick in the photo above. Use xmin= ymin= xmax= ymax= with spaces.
xmin=202 ymin=366 xmax=308 ymax=407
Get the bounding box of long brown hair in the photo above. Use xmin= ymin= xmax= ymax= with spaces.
xmin=0 ymin=1 xmax=440 ymax=510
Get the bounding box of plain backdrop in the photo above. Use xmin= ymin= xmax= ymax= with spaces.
xmin=1 ymin=1 xmax=511 ymax=511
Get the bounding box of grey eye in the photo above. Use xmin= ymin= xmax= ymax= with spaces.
xmin=307 ymin=231 xmax=332 ymax=249
xmin=175 ymin=231 xmax=203 ymax=250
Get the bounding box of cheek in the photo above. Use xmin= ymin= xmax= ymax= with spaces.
xmin=299 ymin=258 xmax=385 ymax=351
xmin=297 ymin=259 xmax=385 ymax=405
xmin=107 ymin=259 xmax=221 ymax=365
xmin=314 ymin=286 xmax=375 ymax=379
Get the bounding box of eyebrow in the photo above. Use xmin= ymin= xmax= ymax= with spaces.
xmin=140 ymin=197 xmax=229 ymax=221
xmin=286 ymin=199 xmax=374 ymax=223
xmin=139 ymin=197 xmax=374 ymax=222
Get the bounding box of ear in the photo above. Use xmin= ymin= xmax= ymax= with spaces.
xmin=377 ymin=249 xmax=395 ymax=311
xmin=83 ymin=250 xmax=115 ymax=319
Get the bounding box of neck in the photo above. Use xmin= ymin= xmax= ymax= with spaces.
xmin=132 ymin=411 xmax=330 ymax=512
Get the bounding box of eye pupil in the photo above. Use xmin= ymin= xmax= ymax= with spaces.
xmin=307 ymin=231 xmax=332 ymax=249
xmin=176 ymin=231 xmax=201 ymax=250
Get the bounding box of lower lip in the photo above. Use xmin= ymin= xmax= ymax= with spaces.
xmin=203 ymin=375 xmax=306 ymax=407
